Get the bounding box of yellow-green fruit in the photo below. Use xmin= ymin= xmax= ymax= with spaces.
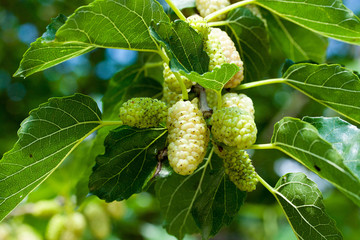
xmin=0 ymin=223 xmax=11 ymax=240
xmin=16 ymin=224 xmax=42 ymax=240
xmin=46 ymin=214 xmax=66 ymax=240
xmin=186 ymin=14 xmax=210 ymax=39
xmin=222 ymin=93 xmax=255 ymax=117
xmin=196 ymin=0 xmax=231 ymax=21
xmin=211 ymin=107 xmax=257 ymax=149
xmin=32 ymin=199 xmax=61 ymax=218
xmin=205 ymin=28 xmax=244 ymax=88
xmin=66 ymin=212 xmax=86 ymax=237
xmin=167 ymin=100 xmax=209 ymax=175
xmin=221 ymin=149 xmax=258 ymax=192
xmin=163 ymin=63 xmax=193 ymax=93
xmin=119 ymin=97 xmax=167 ymax=128
xmin=162 ymin=82 xmax=183 ymax=106
xmin=84 ymin=202 xmax=111 ymax=240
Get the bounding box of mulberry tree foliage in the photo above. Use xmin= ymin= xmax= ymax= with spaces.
xmin=1 ymin=0 xmax=360 ymax=239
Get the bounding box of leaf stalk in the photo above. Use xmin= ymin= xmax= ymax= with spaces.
xmin=235 ymin=78 xmax=286 ymax=91
xmin=164 ymin=0 xmax=186 ymax=21
xmin=205 ymin=0 xmax=257 ymax=22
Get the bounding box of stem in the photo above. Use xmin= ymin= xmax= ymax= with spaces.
xmin=143 ymin=61 xmax=163 ymax=69
xmin=194 ymin=84 xmax=213 ymax=118
xmin=157 ymin=47 xmax=189 ymax=100
xmin=216 ymin=90 xmax=222 ymax=109
xmin=205 ymin=0 xmax=257 ymax=22
xmin=235 ymin=78 xmax=286 ymax=91
xmin=164 ymin=0 xmax=186 ymax=21
xmin=208 ymin=21 xmax=228 ymax=27
xmin=173 ymin=71 xmax=189 ymax=100
xmin=256 ymin=173 xmax=276 ymax=195
xmin=101 ymin=121 xmax=124 ymax=126
xmin=250 ymin=143 xmax=276 ymax=150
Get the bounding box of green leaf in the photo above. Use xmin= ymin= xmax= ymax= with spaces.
xmin=150 ymin=20 xmax=209 ymax=74
xmin=263 ymin=10 xmax=328 ymax=63
xmin=102 ymin=64 xmax=162 ymax=120
xmin=180 ymin=63 xmax=239 ymax=91
xmin=282 ymin=63 xmax=360 ymax=124
xmin=273 ymin=173 xmax=343 ymax=239
xmin=223 ymin=7 xmax=270 ymax=82
xmin=303 ymin=117 xmax=360 ymax=180
xmin=155 ymin=153 xmax=245 ymax=239
xmin=15 ymin=0 xmax=169 ymax=77
xmin=255 ymin=0 xmax=360 ymax=45
xmin=0 ymin=94 xmax=102 ymax=221
xmin=271 ymin=117 xmax=360 ymax=206
xmin=192 ymin=170 xmax=246 ymax=239
xmin=89 ymin=126 xmax=167 ymax=202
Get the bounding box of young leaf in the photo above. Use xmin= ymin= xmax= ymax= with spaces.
xmin=102 ymin=64 xmax=162 ymax=120
xmin=273 ymin=173 xmax=343 ymax=239
xmin=303 ymin=117 xmax=360 ymax=180
xmin=223 ymin=7 xmax=270 ymax=82
xmin=255 ymin=0 xmax=360 ymax=45
xmin=150 ymin=20 xmax=209 ymax=74
xmin=180 ymin=63 xmax=239 ymax=91
xmin=283 ymin=63 xmax=360 ymax=124
xmin=271 ymin=117 xmax=360 ymax=206
xmin=0 ymin=94 xmax=102 ymax=221
xmin=15 ymin=0 xmax=170 ymax=78
xmin=89 ymin=126 xmax=167 ymax=202
xmin=155 ymin=153 xmax=245 ymax=239
xmin=263 ymin=10 xmax=328 ymax=63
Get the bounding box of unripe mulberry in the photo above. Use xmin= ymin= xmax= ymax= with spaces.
xmin=211 ymin=107 xmax=257 ymax=149
xmin=205 ymin=28 xmax=244 ymax=88
xmin=162 ymin=82 xmax=182 ymax=106
xmin=84 ymin=202 xmax=111 ymax=240
xmin=119 ymin=98 xmax=167 ymax=128
xmin=196 ymin=0 xmax=231 ymax=21
xmin=187 ymin=14 xmax=210 ymax=39
xmin=223 ymin=149 xmax=258 ymax=192
xmin=163 ymin=63 xmax=193 ymax=93
xmin=222 ymin=93 xmax=255 ymax=117
xmin=167 ymin=100 xmax=209 ymax=175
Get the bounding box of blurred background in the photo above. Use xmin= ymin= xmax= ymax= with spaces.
xmin=0 ymin=0 xmax=359 ymax=239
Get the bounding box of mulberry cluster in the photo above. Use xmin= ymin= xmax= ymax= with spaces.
xmin=219 ymin=147 xmax=258 ymax=192
xmin=222 ymin=93 xmax=255 ymax=117
xmin=119 ymin=98 xmax=167 ymax=128
xmin=196 ymin=0 xmax=231 ymax=21
xmin=163 ymin=63 xmax=193 ymax=93
xmin=211 ymin=107 xmax=257 ymax=149
xmin=205 ymin=28 xmax=244 ymax=88
xmin=167 ymin=100 xmax=209 ymax=175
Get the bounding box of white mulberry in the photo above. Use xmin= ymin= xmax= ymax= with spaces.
xmin=205 ymin=28 xmax=244 ymax=88
xmin=167 ymin=100 xmax=209 ymax=175
xmin=163 ymin=63 xmax=193 ymax=93
xmin=211 ymin=107 xmax=257 ymax=149
xmin=196 ymin=0 xmax=231 ymax=21
xmin=162 ymin=82 xmax=182 ymax=106
xmin=119 ymin=98 xmax=167 ymax=128
xmin=222 ymin=93 xmax=255 ymax=117
xmin=187 ymin=14 xmax=210 ymax=39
